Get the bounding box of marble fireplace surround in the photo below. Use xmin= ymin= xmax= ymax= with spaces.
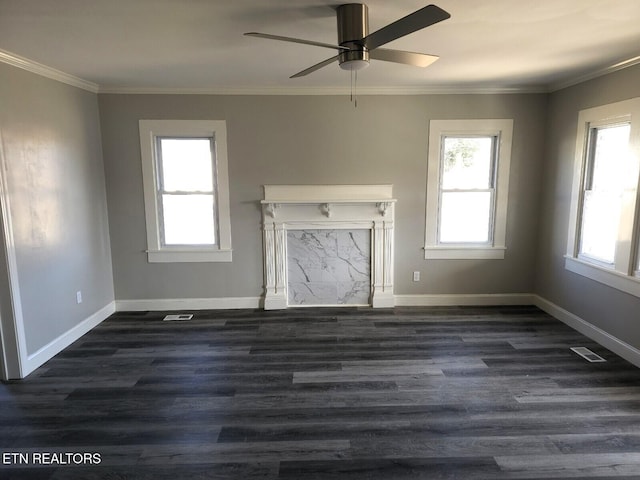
xmin=261 ymin=185 xmax=395 ymax=310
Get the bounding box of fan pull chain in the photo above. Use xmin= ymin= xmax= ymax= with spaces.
xmin=355 ymin=70 xmax=358 ymax=108
xmin=349 ymin=70 xmax=358 ymax=108
xmin=350 ymin=69 xmax=353 ymax=103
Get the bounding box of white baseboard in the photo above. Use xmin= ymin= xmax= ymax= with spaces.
xmin=115 ymin=297 xmax=262 ymax=312
xmin=23 ymin=301 xmax=116 ymax=377
xmin=533 ymin=295 xmax=640 ymax=368
xmin=117 ymin=294 xmax=534 ymax=311
xmin=394 ymin=293 xmax=536 ymax=306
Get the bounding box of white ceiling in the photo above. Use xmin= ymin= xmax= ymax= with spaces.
xmin=1 ymin=0 xmax=639 ymax=93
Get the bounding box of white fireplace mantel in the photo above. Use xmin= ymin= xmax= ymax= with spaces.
xmin=261 ymin=185 xmax=396 ymax=310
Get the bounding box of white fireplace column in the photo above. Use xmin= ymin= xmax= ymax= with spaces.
xmin=262 ymin=221 xmax=287 ymax=310
xmin=371 ymin=217 xmax=395 ymax=308
xmin=261 ymin=185 xmax=396 ymax=310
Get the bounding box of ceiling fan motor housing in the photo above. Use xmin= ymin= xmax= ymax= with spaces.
xmin=337 ymin=3 xmax=370 ymax=71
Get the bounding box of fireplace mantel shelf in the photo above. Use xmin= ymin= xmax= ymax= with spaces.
xmin=260 ymin=199 xmax=396 ymax=204
xmin=261 ymin=199 xmax=396 ymax=218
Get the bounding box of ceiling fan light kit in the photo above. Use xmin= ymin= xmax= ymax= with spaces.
xmin=244 ymin=3 xmax=450 ymax=78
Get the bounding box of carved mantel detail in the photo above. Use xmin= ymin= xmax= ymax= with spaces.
xmin=261 ymin=185 xmax=396 ymax=310
xmin=377 ymin=201 xmax=392 ymax=217
xmin=321 ymin=203 xmax=332 ymax=217
xmin=264 ymin=202 xmax=278 ymax=218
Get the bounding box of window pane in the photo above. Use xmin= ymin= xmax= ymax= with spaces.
xmin=159 ymin=138 xmax=214 ymax=192
xmin=580 ymin=191 xmax=621 ymax=263
xmin=439 ymin=191 xmax=491 ymax=243
xmin=442 ymin=137 xmax=494 ymax=189
xmin=162 ymin=194 xmax=216 ymax=245
xmin=589 ymin=125 xmax=632 ymax=191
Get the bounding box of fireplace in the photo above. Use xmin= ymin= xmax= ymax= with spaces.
xmin=261 ymin=185 xmax=395 ymax=309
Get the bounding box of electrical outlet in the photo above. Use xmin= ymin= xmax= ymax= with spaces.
xmin=76 ymin=291 xmax=83 ymax=304
xmin=413 ymin=271 xmax=420 ymax=282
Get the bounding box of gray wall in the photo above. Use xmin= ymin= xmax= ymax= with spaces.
xmin=0 ymin=63 xmax=114 ymax=355
xmin=98 ymin=93 xmax=547 ymax=301
xmin=536 ymin=64 xmax=640 ymax=348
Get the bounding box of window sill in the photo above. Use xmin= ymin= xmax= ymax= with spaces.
xmin=147 ymin=249 xmax=232 ymax=263
xmin=564 ymin=255 xmax=640 ymax=298
xmin=424 ymin=246 xmax=506 ymax=260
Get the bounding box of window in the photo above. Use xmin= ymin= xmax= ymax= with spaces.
xmin=439 ymin=136 xmax=497 ymax=243
xmin=425 ymin=119 xmax=513 ymax=259
xmin=139 ymin=120 xmax=232 ymax=262
xmin=566 ymin=98 xmax=640 ymax=296
xmin=579 ymin=123 xmax=631 ymax=265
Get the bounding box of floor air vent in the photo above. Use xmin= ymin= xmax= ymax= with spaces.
xmin=571 ymin=346 xmax=606 ymax=363
xmin=163 ymin=314 xmax=194 ymax=322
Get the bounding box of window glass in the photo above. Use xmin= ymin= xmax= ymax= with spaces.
xmin=162 ymin=195 xmax=216 ymax=245
xmin=440 ymin=191 xmax=492 ymax=243
xmin=442 ymin=137 xmax=494 ymax=189
xmin=158 ymin=138 xmax=214 ymax=192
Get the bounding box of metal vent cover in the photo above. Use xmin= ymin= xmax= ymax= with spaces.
xmin=571 ymin=346 xmax=606 ymax=363
xmin=163 ymin=314 xmax=194 ymax=322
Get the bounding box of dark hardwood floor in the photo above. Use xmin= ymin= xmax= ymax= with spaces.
xmin=3 ymin=305 xmax=640 ymax=479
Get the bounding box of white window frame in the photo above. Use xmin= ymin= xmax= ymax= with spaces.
xmin=139 ymin=120 xmax=232 ymax=263
xmin=565 ymin=98 xmax=640 ymax=297
xmin=425 ymin=119 xmax=513 ymax=259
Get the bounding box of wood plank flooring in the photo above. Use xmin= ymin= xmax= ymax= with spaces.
xmin=3 ymin=305 xmax=640 ymax=479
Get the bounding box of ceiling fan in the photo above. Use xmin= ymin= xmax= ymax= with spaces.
xmin=244 ymin=3 xmax=451 ymax=78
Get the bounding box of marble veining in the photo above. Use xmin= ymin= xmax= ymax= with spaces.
xmin=287 ymin=229 xmax=370 ymax=305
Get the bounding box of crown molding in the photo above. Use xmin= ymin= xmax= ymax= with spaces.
xmin=0 ymin=49 xmax=99 ymax=93
xmin=97 ymin=84 xmax=548 ymax=95
xmin=549 ymin=55 xmax=640 ymax=92
xmin=0 ymin=49 xmax=543 ymax=95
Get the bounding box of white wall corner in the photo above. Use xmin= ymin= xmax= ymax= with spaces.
xmin=22 ymin=301 xmax=116 ymax=378
xmin=533 ymin=295 xmax=640 ymax=369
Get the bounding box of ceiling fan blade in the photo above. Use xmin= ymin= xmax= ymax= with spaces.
xmin=363 ymin=5 xmax=450 ymax=50
xmin=370 ymin=48 xmax=439 ymax=68
xmin=290 ymin=55 xmax=339 ymax=78
xmin=244 ymin=32 xmax=348 ymax=51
